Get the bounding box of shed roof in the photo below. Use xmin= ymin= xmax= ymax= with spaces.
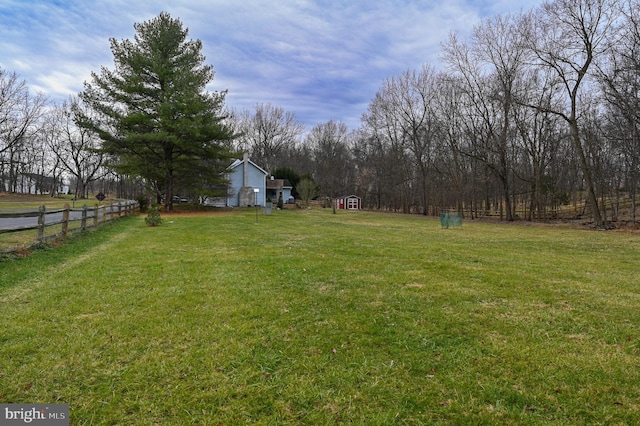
xmin=266 ymin=178 xmax=292 ymax=190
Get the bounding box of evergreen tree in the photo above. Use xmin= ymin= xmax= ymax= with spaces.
xmin=273 ymin=167 xmax=301 ymax=198
xmin=78 ymin=12 xmax=234 ymax=210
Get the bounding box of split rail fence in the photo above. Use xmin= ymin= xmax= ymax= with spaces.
xmin=0 ymin=200 xmax=139 ymax=254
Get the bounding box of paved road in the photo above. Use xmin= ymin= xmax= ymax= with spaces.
xmin=0 ymin=203 xmax=129 ymax=231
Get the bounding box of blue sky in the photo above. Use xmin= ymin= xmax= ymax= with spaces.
xmin=0 ymin=0 xmax=543 ymax=130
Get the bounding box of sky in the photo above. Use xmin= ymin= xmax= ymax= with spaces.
xmin=0 ymin=0 xmax=544 ymax=131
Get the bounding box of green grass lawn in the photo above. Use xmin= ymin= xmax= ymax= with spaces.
xmin=1 ymin=208 xmax=639 ymax=424
xmin=0 ymin=193 xmax=99 ymax=212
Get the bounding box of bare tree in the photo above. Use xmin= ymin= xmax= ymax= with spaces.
xmin=0 ymin=69 xmax=47 ymax=192
xmin=428 ymin=73 xmax=478 ymax=216
xmin=307 ymin=120 xmax=352 ymax=213
xmin=443 ymin=13 xmax=530 ymax=221
xmin=350 ymin=128 xmax=398 ymax=211
xmin=599 ymin=0 xmax=640 ymax=220
xmin=523 ymin=0 xmax=619 ymax=226
xmin=362 ymin=78 xmax=413 ymax=213
xmin=45 ymin=97 xmax=106 ymax=198
xmin=384 ymin=66 xmax=439 ymax=215
xmin=297 ymin=177 xmax=317 ymax=207
xmin=512 ymin=66 xmax=567 ymax=220
xmin=237 ymin=103 xmax=304 ymax=174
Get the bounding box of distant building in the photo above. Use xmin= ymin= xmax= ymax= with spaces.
xmin=266 ymin=177 xmax=293 ymax=205
xmin=335 ymin=195 xmax=361 ymax=210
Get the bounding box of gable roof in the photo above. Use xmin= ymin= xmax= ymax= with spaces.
xmin=228 ymin=158 xmax=268 ymax=176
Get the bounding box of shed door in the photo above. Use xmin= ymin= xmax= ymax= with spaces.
xmin=347 ymin=198 xmax=359 ymax=210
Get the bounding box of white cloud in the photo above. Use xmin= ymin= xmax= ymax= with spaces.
xmin=0 ymin=0 xmax=546 ymax=130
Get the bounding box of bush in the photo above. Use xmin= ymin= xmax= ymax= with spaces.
xmin=145 ymin=204 xmax=162 ymax=227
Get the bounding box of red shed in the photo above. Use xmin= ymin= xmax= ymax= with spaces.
xmin=335 ymin=195 xmax=361 ymax=210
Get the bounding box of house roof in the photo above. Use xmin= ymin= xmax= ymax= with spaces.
xmin=266 ymin=178 xmax=292 ymax=190
xmin=337 ymin=194 xmax=361 ymax=199
xmin=228 ymin=158 xmax=268 ymax=176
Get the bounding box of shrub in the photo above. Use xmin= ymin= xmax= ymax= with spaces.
xmin=145 ymin=204 xmax=162 ymax=226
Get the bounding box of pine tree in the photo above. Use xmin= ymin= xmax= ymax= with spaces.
xmin=78 ymin=12 xmax=234 ymax=211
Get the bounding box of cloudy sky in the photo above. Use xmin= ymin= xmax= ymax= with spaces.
xmin=1 ymin=0 xmax=543 ymax=130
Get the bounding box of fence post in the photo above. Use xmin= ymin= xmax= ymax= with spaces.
xmin=118 ymin=202 xmax=122 ymax=218
xmin=61 ymin=203 xmax=70 ymax=237
xmin=102 ymin=204 xmax=106 ymax=224
xmin=37 ymin=205 xmax=46 ymax=242
xmin=81 ymin=205 xmax=88 ymax=230
xmin=110 ymin=203 xmax=114 ymax=222
xmin=93 ymin=205 xmax=99 ymax=228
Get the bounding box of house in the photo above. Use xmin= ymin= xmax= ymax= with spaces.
xmin=335 ymin=195 xmax=361 ymax=210
xmin=266 ymin=177 xmax=293 ymax=204
xmin=226 ymin=153 xmax=268 ymax=207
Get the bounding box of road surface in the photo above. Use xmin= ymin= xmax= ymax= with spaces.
xmin=0 ymin=203 xmax=129 ymax=231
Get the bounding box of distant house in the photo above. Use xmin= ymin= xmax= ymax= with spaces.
xmin=226 ymin=153 xmax=268 ymax=207
xmin=266 ymin=177 xmax=293 ymax=204
xmin=335 ymin=195 xmax=361 ymax=210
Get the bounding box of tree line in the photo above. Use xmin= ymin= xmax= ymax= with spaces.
xmin=1 ymin=0 xmax=639 ymax=225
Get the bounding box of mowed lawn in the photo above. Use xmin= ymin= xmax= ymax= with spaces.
xmin=1 ymin=208 xmax=639 ymax=424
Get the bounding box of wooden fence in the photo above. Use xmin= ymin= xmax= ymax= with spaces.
xmin=0 ymin=200 xmax=139 ymax=254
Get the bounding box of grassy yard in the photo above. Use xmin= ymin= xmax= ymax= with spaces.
xmin=0 ymin=193 xmax=99 ymax=212
xmin=1 ymin=208 xmax=639 ymax=424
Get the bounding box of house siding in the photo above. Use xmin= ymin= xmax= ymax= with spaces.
xmin=227 ymin=156 xmax=268 ymax=207
xmin=266 ymin=179 xmax=293 ymax=204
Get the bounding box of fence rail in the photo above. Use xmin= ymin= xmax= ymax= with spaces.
xmin=0 ymin=200 xmax=139 ymax=253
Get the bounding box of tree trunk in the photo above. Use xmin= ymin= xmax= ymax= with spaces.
xmin=631 ymin=175 xmax=637 ymax=222
xmin=76 ymin=178 xmax=86 ymax=199
xmin=570 ymin=120 xmax=603 ymax=226
xmin=503 ymin=177 xmax=513 ymax=221
xmin=164 ymin=170 xmax=174 ymax=212
xmin=528 ymin=178 xmax=536 ymax=221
